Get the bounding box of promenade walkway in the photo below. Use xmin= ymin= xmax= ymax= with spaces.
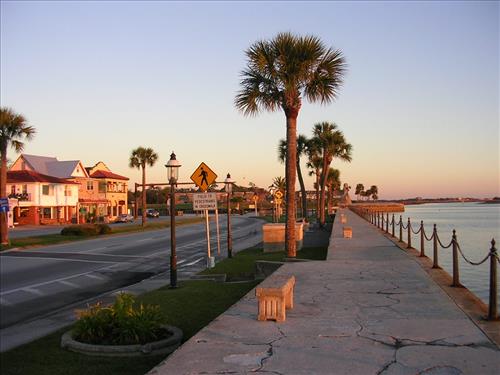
xmin=149 ymin=209 xmax=500 ymax=375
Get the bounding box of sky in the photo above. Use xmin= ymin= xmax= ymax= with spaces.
xmin=1 ymin=0 xmax=498 ymax=199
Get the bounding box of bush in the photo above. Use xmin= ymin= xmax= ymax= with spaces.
xmin=61 ymin=224 xmax=111 ymax=236
xmin=72 ymin=293 xmax=167 ymax=345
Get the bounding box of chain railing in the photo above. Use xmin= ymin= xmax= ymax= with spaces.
xmin=351 ymin=206 xmax=498 ymax=320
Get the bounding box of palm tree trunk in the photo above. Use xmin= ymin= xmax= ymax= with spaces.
xmin=141 ymin=165 xmax=147 ymax=227
xmin=0 ymin=144 xmax=9 ymax=245
xmin=319 ymin=154 xmax=329 ymax=227
xmin=296 ymin=159 xmax=307 ymax=220
xmin=285 ymin=114 xmax=297 ymax=258
xmin=315 ymin=171 xmax=320 ymax=222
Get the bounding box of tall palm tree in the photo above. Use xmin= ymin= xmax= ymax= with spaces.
xmin=312 ymin=122 xmax=352 ymax=227
xmin=0 ymin=108 xmax=35 ymax=245
xmin=129 ymin=147 xmax=158 ymax=226
xmin=269 ymin=176 xmax=286 ymax=193
xmin=326 ymin=168 xmax=341 ymax=215
xmin=278 ymin=134 xmax=309 ymax=220
xmin=306 ymin=146 xmax=323 ymax=222
xmin=235 ymin=32 xmax=346 ymax=257
xmin=355 ymin=183 xmax=364 ymax=202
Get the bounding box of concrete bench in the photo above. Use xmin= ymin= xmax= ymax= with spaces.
xmin=343 ymin=226 xmax=352 ymax=239
xmin=255 ymin=275 xmax=295 ymax=322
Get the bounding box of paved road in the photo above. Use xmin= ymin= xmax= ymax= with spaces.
xmin=0 ymin=215 xmax=263 ymax=329
xmin=7 ymin=215 xmax=177 ymax=239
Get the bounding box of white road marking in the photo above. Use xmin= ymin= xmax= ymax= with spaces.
xmin=24 ymin=287 xmax=45 ymax=296
xmin=0 ymin=297 xmax=13 ymax=306
xmin=58 ymin=280 xmax=80 ymax=288
xmin=85 ymin=274 xmax=105 ymax=280
xmin=0 ymin=255 xmax=116 ymax=264
xmin=183 ymin=257 xmax=204 ymax=266
xmin=136 ymin=238 xmax=153 ymax=242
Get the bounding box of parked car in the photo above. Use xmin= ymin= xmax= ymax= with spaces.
xmin=115 ymin=214 xmax=134 ymax=223
xmin=146 ymin=208 xmax=160 ymax=218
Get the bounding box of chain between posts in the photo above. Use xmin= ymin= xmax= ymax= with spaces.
xmin=349 ymin=207 xmax=498 ymax=321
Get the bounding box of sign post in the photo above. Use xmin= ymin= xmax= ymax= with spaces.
xmin=192 ymin=186 xmax=218 ymax=268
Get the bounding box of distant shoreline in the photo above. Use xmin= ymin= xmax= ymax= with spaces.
xmin=364 ymin=198 xmax=500 ymax=206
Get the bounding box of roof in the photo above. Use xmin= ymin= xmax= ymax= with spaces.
xmin=22 ymin=154 xmax=58 ymax=174
xmin=18 ymin=154 xmax=88 ymax=178
xmin=89 ymin=170 xmax=129 ymax=181
xmin=7 ymin=170 xmax=79 ymax=184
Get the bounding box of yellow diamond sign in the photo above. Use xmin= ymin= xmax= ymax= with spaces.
xmin=190 ymin=162 xmax=217 ymax=192
xmin=274 ymin=190 xmax=283 ymax=199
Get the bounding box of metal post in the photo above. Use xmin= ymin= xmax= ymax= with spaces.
xmin=488 ymin=239 xmax=497 ymax=320
xmin=134 ymin=183 xmax=138 ymax=219
xmin=452 ymin=230 xmax=460 ymax=287
xmin=377 ymin=212 xmax=380 ymax=228
xmin=386 ymin=213 xmax=389 ymax=233
xmin=227 ymin=190 xmax=232 ymax=258
xmin=399 ymin=215 xmax=403 ymax=242
xmin=432 ymin=224 xmax=439 ymax=268
xmin=420 ymin=220 xmax=425 ymax=257
xmin=391 ymin=214 xmax=395 ymax=237
xmin=169 ymin=182 xmax=177 ymax=288
xmin=407 ymin=218 xmax=412 ymax=248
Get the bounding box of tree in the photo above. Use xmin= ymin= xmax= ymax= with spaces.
xmin=235 ymin=32 xmax=346 ymax=257
xmin=326 ymin=168 xmax=340 ymax=215
xmin=269 ymin=176 xmax=286 ymax=193
xmin=312 ymin=122 xmax=352 ymax=226
xmin=369 ymin=185 xmax=378 ymax=201
xmin=306 ymin=147 xmax=323 ymax=221
xmin=278 ymin=134 xmax=309 ymax=220
xmin=0 ymin=108 xmax=35 ymax=245
xmin=129 ymin=147 xmax=158 ymax=226
xmin=355 ymin=183 xmax=364 ymax=201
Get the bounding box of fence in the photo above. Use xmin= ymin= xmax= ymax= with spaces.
xmin=350 ymin=207 xmax=499 ymax=321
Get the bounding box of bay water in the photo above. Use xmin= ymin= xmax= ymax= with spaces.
xmin=397 ymin=202 xmax=499 ymax=304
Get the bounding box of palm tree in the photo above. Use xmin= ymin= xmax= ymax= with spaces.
xmin=235 ymin=32 xmax=346 ymax=257
xmin=129 ymin=147 xmax=158 ymax=226
xmin=312 ymin=122 xmax=352 ymax=227
xmin=306 ymin=145 xmax=323 ymax=222
xmin=269 ymin=176 xmax=286 ymax=193
xmin=278 ymin=134 xmax=309 ymax=220
xmin=355 ymin=183 xmax=364 ymax=201
xmin=326 ymin=168 xmax=340 ymax=215
xmin=369 ymin=185 xmax=378 ymax=201
xmin=0 ymin=108 xmax=35 ymax=245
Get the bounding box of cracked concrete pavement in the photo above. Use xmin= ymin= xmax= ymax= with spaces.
xmin=148 ymin=209 xmax=500 ymax=375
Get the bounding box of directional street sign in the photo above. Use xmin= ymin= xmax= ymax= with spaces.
xmin=0 ymin=198 xmax=9 ymax=212
xmin=193 ymin=193 xmax=218 ymax=211
xmin=190 ymin=162 xmax=217 ymax=192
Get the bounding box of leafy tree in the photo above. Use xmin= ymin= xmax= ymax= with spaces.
xmin=0 ymin=108 xmax=35 ymax=245
xmin=235 ymin=32 xmax=346 ymax=257
xmin=312 ymin=122 xmax=352 ymax=226
xmin=129 ymin=147 xmax=158 ymax=226
xmin=355 ymin=183 xmax=364 ymax=201
xmin=278 ymin=134 xmax=309 ymax=220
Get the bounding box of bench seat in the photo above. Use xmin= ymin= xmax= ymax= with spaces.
xmin=255 ymin=275 xmax=295 ymax=322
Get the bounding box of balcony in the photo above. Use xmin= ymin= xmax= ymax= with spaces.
xmin=9 ymin=193 xmax=32 ymax=202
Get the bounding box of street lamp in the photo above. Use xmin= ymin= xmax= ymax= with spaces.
xmin=225 ymin=173 xmax=233 ymax=258
xmin=165 ymin=152 xmax=181 ymax=288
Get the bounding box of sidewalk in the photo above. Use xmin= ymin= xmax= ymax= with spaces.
xmin=148 ymin=209 xmax=500 ymax=375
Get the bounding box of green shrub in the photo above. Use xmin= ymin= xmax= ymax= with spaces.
xmin=72 ymin=293 xmax=167 ymax=345
xmin=61 ymin=224 xmax=111 ymax=236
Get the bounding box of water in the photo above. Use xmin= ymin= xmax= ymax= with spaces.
xmin=395 ymin=202 xmax=499 ymax=304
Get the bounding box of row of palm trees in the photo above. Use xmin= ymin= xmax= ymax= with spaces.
xmin=235 ymin=32 xmax=347 ymax=258
xmin=278 ymin=122 xmax=352 ymax=226
xmin=355 ymin=184 xmax=379 ymax=201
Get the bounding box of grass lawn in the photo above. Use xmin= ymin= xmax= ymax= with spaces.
xmin=1 ymin=218 xmax=203 ymax=251
xmin=0 ymin=280 xmax=259 ymax=375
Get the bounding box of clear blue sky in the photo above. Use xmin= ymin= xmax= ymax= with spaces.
xmin=1 ymin=1 xmax=498 ymax=199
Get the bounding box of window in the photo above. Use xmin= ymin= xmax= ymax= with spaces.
xmin=42 ymin=185 xmax=54 ymax=196
xmin=98 ymin=182 xmax=106 ymax=193
xmin=64 ymin=186 xmax=72 ymax=196
xmin=42 ymin=207 xmax=52 ymax=219
xmin=22 ymin=185 xmax=28 ymax=194
xmin=10 ymin=185 xmax=16 ymax=195
xmin=87 ymin=181 xmax=94 ymax=191
xmin=20 ymin=207 xmax=30 ymax=217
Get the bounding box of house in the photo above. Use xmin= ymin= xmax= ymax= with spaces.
xmin=9 ymin=154 xmax=129 ymax=224
xmin=6 ymin=170 xmax=79 ymax=225
xmin=85 ymin=162 xmax=129 ymax=219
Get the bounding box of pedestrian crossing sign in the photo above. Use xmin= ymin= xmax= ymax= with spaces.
xmin=190 ymin=162 xmax=217 ymax=192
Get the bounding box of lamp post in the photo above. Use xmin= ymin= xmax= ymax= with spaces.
xmin=165 ymin=152 xmax=181 ymax=288
xmin=225 ymin=173 xmax=233 ymax=258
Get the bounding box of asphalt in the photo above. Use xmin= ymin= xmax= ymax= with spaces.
xmin=148 ymin=209 xmax=500 ymax=375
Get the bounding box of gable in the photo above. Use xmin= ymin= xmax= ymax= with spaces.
xmin=87 ymin=161 xmax=110 ymax=175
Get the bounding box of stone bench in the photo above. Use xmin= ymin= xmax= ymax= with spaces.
xmin=343 ymin=226 xmax=352 ymax=239
xmin=255 ymin=275 xmax=295 ymax=322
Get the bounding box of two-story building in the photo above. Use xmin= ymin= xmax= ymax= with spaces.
xmin=6 ymin=170 xmax=79 ymax=225
xmin=8 ymin=154 xmax=129 ymax=224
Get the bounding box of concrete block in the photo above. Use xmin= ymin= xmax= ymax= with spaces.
xmin=343 ymin=226 xmax=352 ymax=239
xmin=262 ymin=223 xmax=303 ymax=252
